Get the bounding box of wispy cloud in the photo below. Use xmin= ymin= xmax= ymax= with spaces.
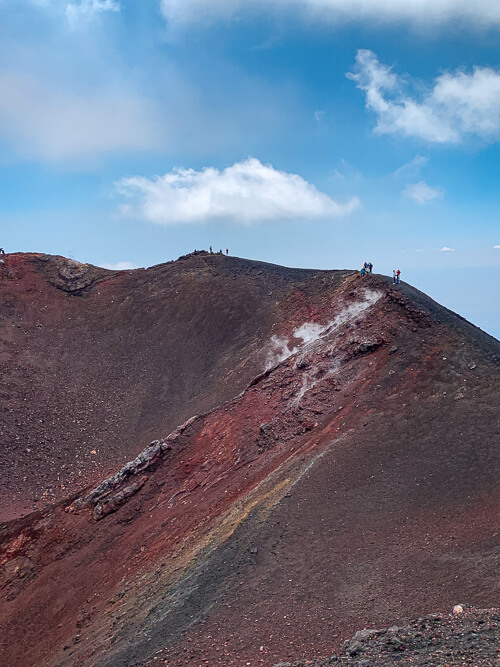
xmin=347 ymin=49 xmax=500 ymax=144
xmin=115 ymin=157 xmax=360 ymax=225
xmin=66 ymin=0 xmax=120 ymax=27
xmin=402 ymin=181 xmax=443 ymax=205
xmin=494 ymin=245 xmax=500 ymax=249
xmin=330 ymin=158 xmax=361 ymax=182
xmin=440 ymin=246 xmax=455 ymax=252
xmin=0 ymin=29 xmax=302 ymax=166
xmin=160 ymin=1 xmax=500 ymax=29
xmin=393 ymin=155 xmax=428 ymax=177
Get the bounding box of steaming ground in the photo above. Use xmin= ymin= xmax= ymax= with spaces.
xmin=266 ymin=288 xmax=382 ymax=369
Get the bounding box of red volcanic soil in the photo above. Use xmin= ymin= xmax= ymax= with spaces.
xmin=0 ymin=252 xmax=499 ymax=667
xmin=0 ymin=251 xmax=344 ymax=521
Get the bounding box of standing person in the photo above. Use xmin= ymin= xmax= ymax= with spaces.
xmin=0 ymin=248 xmax=4 ymax=255
xmin=226 ymin=248 xmax=229 ymax=255
xmin=393 ymin=269 xmax=396 ymax=284
xmin=368 ymin=262 xmax=373 ymax=273
xmin=396 ymin=269 xmax=401 ymax=284
xmin=209 ymin=246 xmax=213 ymax=253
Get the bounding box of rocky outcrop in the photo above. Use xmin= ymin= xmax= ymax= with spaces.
xmin=67 ymin=416 xmax=198 ymax=520
xmin=39 ymin=256 xmax=110 ymax=293
xmin=274 ymin=607 xmax=500 ymax=666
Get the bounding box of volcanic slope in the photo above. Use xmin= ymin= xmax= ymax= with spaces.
xmin=0 ymin=251 xmax=346 ymax=520
xmin=0 ymin=253 xmax=499 ymax=667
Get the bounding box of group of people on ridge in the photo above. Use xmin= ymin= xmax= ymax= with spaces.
xmin=209 ymin=246 xmax=229 ymax=256
xmin=358 ymin=261 xmax=402 ymax=284
xmin=359 ymin=261 xmax=373 ymax=277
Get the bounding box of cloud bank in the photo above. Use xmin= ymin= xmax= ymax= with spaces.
xmin=116 ymin=158 xmax=360 ymax=225
xmin=160 ymin=0 xmax=500 ymax=28
xmin=348 ymin=50 xmax=500 ymax=144
xmin=0 ymin=72 xmax=160 ymax=162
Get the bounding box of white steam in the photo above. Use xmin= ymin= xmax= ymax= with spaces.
xmin=265 ymin=289 xmax=381 ymax=370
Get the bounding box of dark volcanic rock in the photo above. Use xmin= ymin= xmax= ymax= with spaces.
xmin=38 ymin=254 xmax=111 ymax=294
xmin=274 ymin=607 xmax=500 ymax=666
xmin=67 ymin=417 xmax=196 ymax=519
xmin=355 ymin=339 xmax=383 ymax=355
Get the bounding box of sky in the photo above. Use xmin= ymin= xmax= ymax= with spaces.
xmin=1 ymin=0 xmax=499 ymax=338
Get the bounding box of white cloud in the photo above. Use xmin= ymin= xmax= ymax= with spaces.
xmin=160 ymin=1 xmax=500 ymax=29
xmin=393 ymin=154 xmax=428 ymax=177
xmin=440 ymin=246 xmax=455 ymax=252
xmin=348 ymin=50 xmax=500 ymax=144
xmin=0 ymin=72 xmax=160 ymax=162
xmin=115 ymin=157 xmax=360 ymax=225
xmin=494 ymin=245 xmax=500 ymax=249
xmin=66 ymin=0 xmax=120 ymax=27
xmin=402 ymin=181 xmax=443 ymax=205
xmin=314 ymin=110 xmax=325 ymax=122
xmin=101 ymin=261 xmax=139 ymax=270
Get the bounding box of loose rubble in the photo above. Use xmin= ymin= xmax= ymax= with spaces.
xmin=274 ymin=607 xmax=500 ymax=666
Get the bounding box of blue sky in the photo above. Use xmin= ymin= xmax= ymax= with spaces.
xmin=1 ymin=0 xmax=499 ymax=337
